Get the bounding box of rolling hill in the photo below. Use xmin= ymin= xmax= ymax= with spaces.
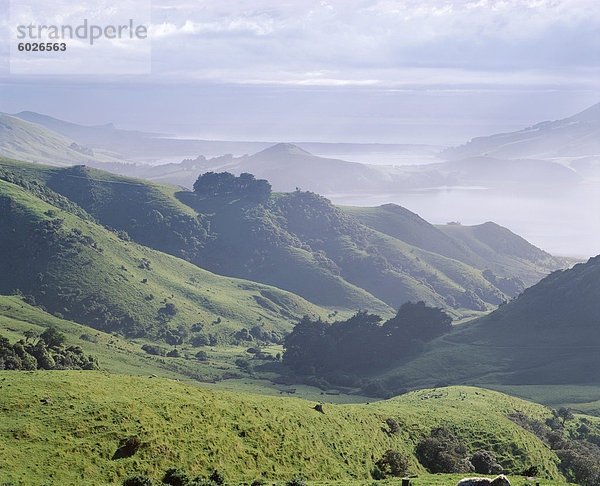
xmin=0 ymin=157 xmax=572 ymax=320
xmin=381 ymin=254 xmax=600 ymax=390
xmin=0 ymin=113 xmax=129 ymax=168
xmin=0 ymin=372 xmax=569 ymax=484
xmin=0 ymin=167 xmax=331 ymax=345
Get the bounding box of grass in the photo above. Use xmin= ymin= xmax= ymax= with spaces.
xmin=0 ymin=373 xmax=576 ymax=485
xmin=1 ymin=156 xmax=572 ymax=321
xmin=0 ymin=176 xmax=332 ymax=341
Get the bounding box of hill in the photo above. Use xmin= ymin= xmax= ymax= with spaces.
xmin=0 ymin=158 xmax=573 ymax=319
xmin=0 ymin=113 xmax=129 ymax=168
xmin=343 ymin=204 xmax=570 ymax=289
xmin=135 ymin=144 xmax=579 ymax=194
xmin=0 ymin=167 xmax=331 ymax=345
xmin=0 ymin=372 xmax=570 ymax=484
xmin=442 ymin=103 xmax=600 ymax=162
xmin=381 ymin=255 xmax=600 ymax=390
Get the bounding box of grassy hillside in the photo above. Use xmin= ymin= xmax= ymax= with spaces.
xmin=0 ymin=157 xmax=573 ymax=318
xmin=0 ymin=372 xmax=570 ymax=485
xmin=344 ymin=204 xmax=570 ymax=289
xmin=0 ymin=114 xmax=127 ymax=168
xmin=0 ymin=175 xmax=331 ymax=345
xmin=377 ymin=255 xmax=600 ymax=391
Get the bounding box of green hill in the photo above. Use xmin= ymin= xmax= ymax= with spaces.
xmin=0 ymin=113 xmax=128 ymax=168
xmin=380 ymin=255 xmax=600 ymax=390
xmin=0 ymin=372 xmax=571 ymax=485
xmin=1 ymin=158 xmax=572 ymax=320
xmin=0 ymin=172 xmax=330 ymax=345
xmin=343 ymin=204 xmax=570 ymax=289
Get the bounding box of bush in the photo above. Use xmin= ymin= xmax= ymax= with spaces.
xmin=195 ymin=350 xmax=208 ymax=361
xmin=123 ymin=474 xmax=154 ymax=486
xmin=471 ymin=450 xmax=503 ymax=475
xmin=375 ymin=449 xmax=411 ymax=477
xmin=123 ymin=436 xmax=142 ymax=456
xmin=208 ymin=470 xmax=225 ymax=485
xmin=385 ymin=417 xmax=401 ymax=435
xmin=415 ymin=427 xmax=472 ymax=474
xmin=167 ymin=349 xmax=181 ymax=358
xmin=286 ymin=477 xmax=308 ymax=486
xmin=162 ymin=467 xmax=191 ymax=486
xmin=371 ymin=465 xmax=386 ymax=480
xmin=141 ymin=344 xmax=166 ymax=356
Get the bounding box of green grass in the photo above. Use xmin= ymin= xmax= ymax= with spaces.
xmin=0 ymin=114 xmax=126 ymax=167
xmin=0 ymin=177 xmax=333 ymax=342
xmin=0 ymin=374 xmax=574 ymax=485
xmin=1 ymin=157 xmax=573 ymax=320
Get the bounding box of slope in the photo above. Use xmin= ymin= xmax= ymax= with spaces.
xmin=343 ymin=204 xmax=570 ymax=290
xmin=1 ymin=157 xmax=573 ymax=318
xmin=0 ymin=113 xmax=128 ymax=167
xmin=442 ymin=103 xmax=600 ymax=161
xmin=0 ymin=373 xmax=567 ymax=484
xmin=0 ymin=173 xmax=330 ymax=344
xmin=381 ymin=255 xmax=600 ymax=389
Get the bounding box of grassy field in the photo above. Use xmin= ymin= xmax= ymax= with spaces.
xmin=0 ymin=373 xmax=576 ymax=485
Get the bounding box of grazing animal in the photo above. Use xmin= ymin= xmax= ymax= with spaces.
xmin=456 ymin=474 xmax=510 ymax=486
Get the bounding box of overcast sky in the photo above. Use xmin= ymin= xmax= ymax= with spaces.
xmin=1 ymin=0 xmax=599 ymax=143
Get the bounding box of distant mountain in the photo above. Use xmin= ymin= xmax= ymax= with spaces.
xmin=133 ymin=143 xmax=579 ymax=192
xmin=442 ymin=103 xmax=600 ymax=161
xmin=385 ymin=254 xmax=600 ymax=389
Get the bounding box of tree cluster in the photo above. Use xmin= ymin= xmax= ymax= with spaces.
xmin=0 ymin=328 xmax=99 ymax=371
xmin=508 ymin=410 xmax=600 ymax=485
xmin=193 ymin=172 xmax=271 ymax=203
xmin=283 ymin=302 xmax=452 ymax=376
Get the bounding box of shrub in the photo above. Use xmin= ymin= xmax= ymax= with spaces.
xmin=195 ymin=350 xmax=208 ymax=361
xmin=167 ymin=349 xmax=181 ymax=358
xmin=375 ymin=449 xmax=411 ymax=477
xmin=123 ymin=474 xmax=154 ymax=486
xmin=162 ymin=467 xmax=191 ymax=486
xmin=385 ymin=417 xmax=401 ymax=435
xmin=286 ymin=476 xmax=308 ymax=486
xmin=123 ymin=436 xmax=142 ymax=456
xmin=415 ymin=427 xmax=472 ymax=474
xmin=208 ymin=470 xmax=225 ymax=485
xmin=471 ymin=450 xmax=503 ymax=475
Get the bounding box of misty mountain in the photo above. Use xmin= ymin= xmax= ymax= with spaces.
xmin=442 ymin=102 xmax=600 ymax=161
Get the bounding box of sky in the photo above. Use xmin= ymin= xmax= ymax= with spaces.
xmin=0 ymin=0 xmax=599 ymax=144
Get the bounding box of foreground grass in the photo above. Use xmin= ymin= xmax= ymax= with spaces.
xmin=0 ymin=373 xmax=572 ymax=485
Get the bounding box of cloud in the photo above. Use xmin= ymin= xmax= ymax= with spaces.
xmin=142 ymin=0 xmax=600 ymax=88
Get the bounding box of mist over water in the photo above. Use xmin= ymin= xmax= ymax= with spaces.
xmin=327 ymin=182 xmax=600 ymax=258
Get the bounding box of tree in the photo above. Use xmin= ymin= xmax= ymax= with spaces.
xmin=40 ymin=327 xmax=66 ymax=348
xmin=556 ymin=407 xmax=575 ymax=425
xmin=24 ymin=330 xmax=38 ymax=343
